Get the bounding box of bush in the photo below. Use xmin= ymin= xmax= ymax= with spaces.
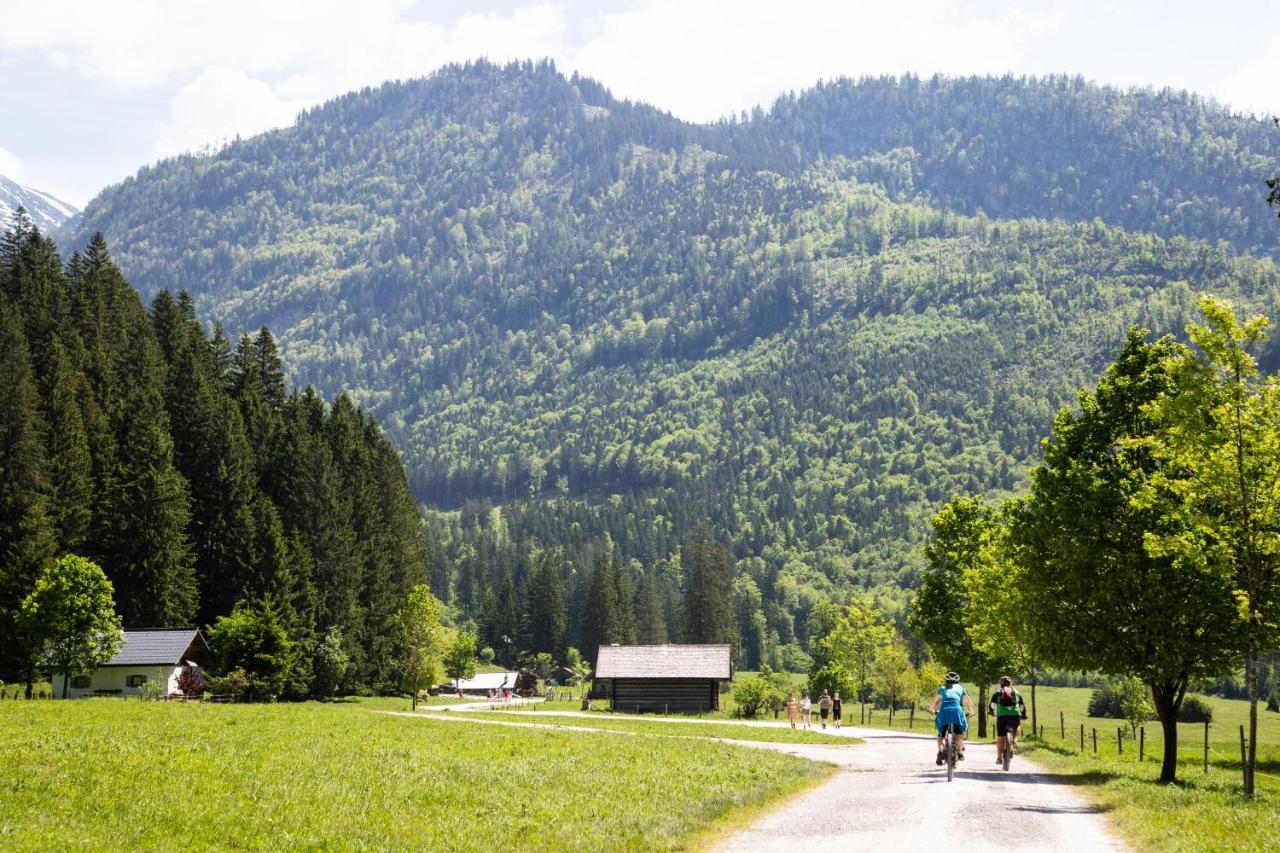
xmin=732 ymin=672 xmax=785 ymax=718
xmin=176 ymin=667 xmax=205 ymax=697
xmin=140 ymin=678 xmax=166 ymax=701
xmin=206 ymin=600 xmax=297 ymax=701
xmin=1177 ymin=695 xmax=1214 ymax=723
xmin=205 ymin=668 xmax=252 ymax=701
xmin=1087 ymin=681 xmax=1126 ymax=718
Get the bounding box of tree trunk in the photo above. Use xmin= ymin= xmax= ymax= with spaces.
xmin=1246 ymin=624 xmax=1258 ymax=797
xmin=1150 ymin=679 xmax=1186 ymax=784
xmin=25 ymin=664 xmax=34 ymax=699
xmin=1030 ymin=669 xmax=1038 ymax=736
xmin=61 ymin=670 xmax=69 ymax=700
xmin=977 ymin=683 xmax=988 ymax=739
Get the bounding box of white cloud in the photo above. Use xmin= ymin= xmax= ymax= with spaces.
xmin=155 ymin=67 xmax=307 ymax=159
xmin=1218 ymin=36 xmax=1280 ymax=118
xmin=569 ymin=0 xmax=1048 ymax=121
xmin=0 ymin=145 xmax=25 ymax=180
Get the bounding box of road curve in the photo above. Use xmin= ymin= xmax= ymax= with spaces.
xmin=717 ymin=726 xmax=1123 ymax=852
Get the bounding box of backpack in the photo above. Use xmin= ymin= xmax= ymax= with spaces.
xmin=996 ymin=687 xmax=1019 ymax=707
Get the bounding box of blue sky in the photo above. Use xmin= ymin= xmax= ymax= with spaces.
xmin=1 ymin=0 xmax=1277 ymax=207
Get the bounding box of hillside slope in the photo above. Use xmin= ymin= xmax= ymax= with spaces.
xmin=60 ymin=61 xmax=1280 ymax=651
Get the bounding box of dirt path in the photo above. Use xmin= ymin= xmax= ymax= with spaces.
xmin=400 ymin=708 xmax=1124 ymax=851
xmin=718 ymin=726 xmax=1123 ymax=852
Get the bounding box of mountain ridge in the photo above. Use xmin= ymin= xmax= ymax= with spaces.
xmin=53 ymin=60 xmax=1280 ymax=660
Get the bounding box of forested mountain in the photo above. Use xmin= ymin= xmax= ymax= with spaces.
xmin=59 ymin=60 xmax=1280 ymax=667
xmin=0 ymin=215 xmax=428 ymax=693
xmin=1 ymin=176 xmax=78 ymax=231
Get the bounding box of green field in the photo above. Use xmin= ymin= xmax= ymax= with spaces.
xmin=459 ymin=711 xmax=861 ymax=745
xmin=0 ymin=699 xmax=829 ymax=850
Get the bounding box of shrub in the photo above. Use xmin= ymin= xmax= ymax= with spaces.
xmin=140 ymin=679 xmax=166 ymax=701
xmin=176 ymin=667 xmax=206 ymax=697
xmin=1177 ymin=694 xmax=1213 ymax=723
xmin=1087 ymin=682 xmax=1124 ymax=718
xmin=207 ymin=600 xmax=297 ymax=701
xmin=205 ymin=668 xmax=252 ymax=701
xmin=310 ymin=627 xmax=349 ymax=698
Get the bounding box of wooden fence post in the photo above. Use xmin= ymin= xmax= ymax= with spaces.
xmin=1080 ymin=723 xmax=1084 ymax=752
xmin=1060 ymin=711 xmax=1065 ymax=740
xmin=1092 ymin=728 xmax=1098 ymax=754
xmin=1139 ymin=727 xmax=1144 ymax=762
xmin=1204 ymin=721 xmax=1210 ymax=774
xmin=909 ymin=706 xmax=914 ymax=729
xmin=1117 ymin=727 xmax=1123 ymax=755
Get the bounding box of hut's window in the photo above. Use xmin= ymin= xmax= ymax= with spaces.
xmin=126 ymin=675 xmax=147 ymax=688
xmin=71 ymin=676 xmax=91 ymax=689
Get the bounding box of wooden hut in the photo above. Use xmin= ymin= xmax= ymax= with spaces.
xmin=594 ymin=644 xmax=732 ymax=713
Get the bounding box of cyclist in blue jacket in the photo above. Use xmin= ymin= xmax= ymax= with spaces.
xmin=928 ymin=671 xmax=975 ymax=765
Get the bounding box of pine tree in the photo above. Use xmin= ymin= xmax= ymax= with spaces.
xmin=681 ymin=524 xmax=737 ymax=647
xmin=42 ymin=341 xmax=93 ymax=550
xmin=254 ymin=327 xmax=286 ymax=410
xmin=524 ymin=553 xmax=566 ymax=656
xmin=634 ymin=569 xmax=669 ymax=644
xmin=0 ymin=299 xmax=57 ymax=683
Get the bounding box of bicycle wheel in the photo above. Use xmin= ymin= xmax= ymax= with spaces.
xmin=946 ymin=737 xmax=956 ymax=782
xmin=1002 ymin=738 xmax=1011 ymax=771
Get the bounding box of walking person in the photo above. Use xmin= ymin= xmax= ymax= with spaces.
xmin=818 ymin=689 xmax=831 ymax=729
xmin=786 ymin=693 xmax=799 ymax=729
xmin=801 ymin=694 xmax=812 ymax=729
xmin=832 ymin=691 xmax=843 ymax=729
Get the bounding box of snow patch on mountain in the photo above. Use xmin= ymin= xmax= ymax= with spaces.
xmin=0 ymin=175 xmax=79 ymax=232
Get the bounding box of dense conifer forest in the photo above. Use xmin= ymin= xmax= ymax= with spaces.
xmin=57 ymin=60 xmax=1280 ymax=668
xmin=0 ymin=218 xmax=428 ymax=693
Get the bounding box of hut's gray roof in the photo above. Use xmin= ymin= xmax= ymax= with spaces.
xmin=595 ymin=644 xmax=732 ymax=679
xmin=107 ymin=629 xmax=209 ymax=666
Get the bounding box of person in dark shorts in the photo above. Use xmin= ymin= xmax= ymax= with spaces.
xmin=818 ymin=689 xmax=831 ymax=728
xmin=832 ymin=691 xmax=843 ymax=728
xmin=989 ymin=676 xmax=1027 ymax=764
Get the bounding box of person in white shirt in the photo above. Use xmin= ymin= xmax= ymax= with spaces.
xmin=800 ymin=694 xmax=812 ymax=729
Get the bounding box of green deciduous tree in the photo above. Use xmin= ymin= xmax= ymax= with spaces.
xmin=1008 ymin=327 xmax=1241 ymax=784
xmin=19 ymin=555 xmax=123 ymax=699
xmin=1147 ymin=296 xmax=1280 ymax=796
xmin=394 ymin=584 xmax=446 ymax=710
xmin=910 ymin=496 xmax=1012 ymax=738
xmin=811 ymin=597 xmax=893 ymax=724
xmin=870 ymin=641 xmax=919 ymax=724
xmin=444 ymin=631 xmax=478 ymax=686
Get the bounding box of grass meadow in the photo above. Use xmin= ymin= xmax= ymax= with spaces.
xmin=0 ymin=698 xmax=829 ymax=850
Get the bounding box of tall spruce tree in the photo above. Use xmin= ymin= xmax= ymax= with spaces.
xmin=42 ymin=341 xmax=93 ymax=551
xmin=634 ymin=569 xmax=669 ymax=645
xmin=681 ymin=524 xmax=736 ymax=647
xmin=0 ymin=299 xmax=56 ymax=684
xmin=524 ymin=553 xmax=567 ymax=657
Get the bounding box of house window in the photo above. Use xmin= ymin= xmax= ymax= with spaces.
xmin=71 ymin=675 xmax=91 ymax=689
xmin=126 ymin=674 xmax=147 ymax=688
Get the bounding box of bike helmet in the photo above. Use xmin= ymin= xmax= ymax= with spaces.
xmin=999 ymin=676 xmax=1012 ymax=687
xmin=945 ymin=671 xmax=960 ymax=685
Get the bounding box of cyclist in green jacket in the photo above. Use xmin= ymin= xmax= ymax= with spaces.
xmin=989 ymin=676 xmax=1027 ymax=764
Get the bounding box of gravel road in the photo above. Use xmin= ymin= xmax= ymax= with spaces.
xmin=718 ymin=726 xmax=1123 ymax=852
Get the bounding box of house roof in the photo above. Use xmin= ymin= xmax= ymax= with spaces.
xmin=106 ymin=629 xmax=210 ymax=666
xmin=595 ymin=644 xmax=732 ymax=680
xmin=450 ymin=671 xmax=520 ymax=691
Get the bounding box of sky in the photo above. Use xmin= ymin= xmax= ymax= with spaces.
xmin=0 ymin=0 xmax=1277 ymax=207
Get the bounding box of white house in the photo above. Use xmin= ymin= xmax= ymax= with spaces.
xmin=52 ymin=628 xmax=212 ymax=698
xmin=448 ymin=671 xmax=520 ymax=695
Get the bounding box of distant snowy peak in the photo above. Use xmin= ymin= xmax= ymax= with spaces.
xmin=0 ymin=174 xmax=79 ymax=232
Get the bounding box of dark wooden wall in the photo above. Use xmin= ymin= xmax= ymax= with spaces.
xmin=610 ymin=678 xmax=721 ymax=713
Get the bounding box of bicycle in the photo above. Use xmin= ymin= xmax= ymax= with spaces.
xmin=933 ymin=713 xmax=973 ymax=782
xmin=995 ymin=716 xmax=1025 ymax=771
